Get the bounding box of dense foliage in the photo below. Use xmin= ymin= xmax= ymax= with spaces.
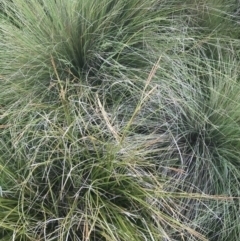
xmin=1 ymin=0 xmax=240 ymax=240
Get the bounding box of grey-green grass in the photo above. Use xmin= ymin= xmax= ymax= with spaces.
xmin=140 ymin=49 xmax=240 ymax=241
xmin=1 ymin=0 xmax=240 ymax=240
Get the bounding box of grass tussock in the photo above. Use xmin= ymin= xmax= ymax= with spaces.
xmin=1 ymin=0 xmax=240 ymax=240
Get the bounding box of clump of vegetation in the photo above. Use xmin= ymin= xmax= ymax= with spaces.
xmin=1 ymin=0 xmax=240 ymax=240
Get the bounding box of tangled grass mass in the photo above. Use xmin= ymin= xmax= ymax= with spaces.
xmin=1 ymin=0 xmax=240 ymax=240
